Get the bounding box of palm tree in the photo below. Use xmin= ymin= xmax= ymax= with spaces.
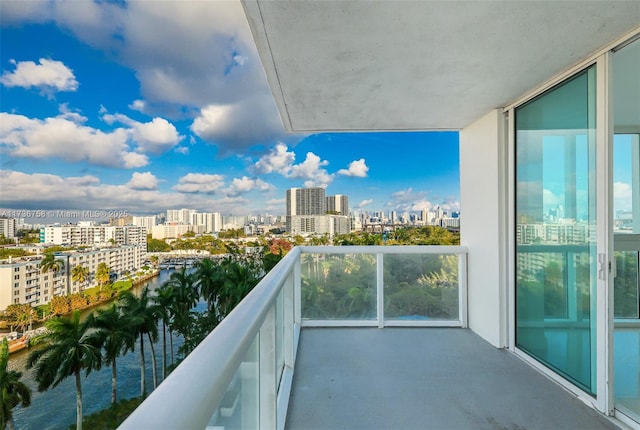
xmin=39 ymin=253 xmax=65 ymax=298
xmin=217 ymin=258 xmax=260 ymax=318
xmin=0 ymin=338 xmax=31 ymax=430
xmin=27 ymin=311 xmax=102 ymax=430
xmin=153 ymin=285 xmax=175 ymax=379
xmin=118 ymin=289 xmax=160 ymax=395
xmin=71 ymin=264 xmax=89 ymax=292
xmin=90 ymin=304 xmax=136 ymax=404
xmin=39 ymin=253 xmax=65 ymax=275
xmin=95 ymin=263 xmax=110 ymax=289
xmin=194 ymin=258 xmax=222 ymax=315
xmin=163 ymin=268 xmax=198 ymax=339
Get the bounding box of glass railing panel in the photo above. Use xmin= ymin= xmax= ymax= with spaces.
xmin=383 ymin=253 xmax=459 ymax=321
xmin=207 ymin=334 xmax=260 ymax=430
xmin=276 ymin=288 xmax=285 ymax=390
xmin=300 ymin=253 xmax=376 ymax=320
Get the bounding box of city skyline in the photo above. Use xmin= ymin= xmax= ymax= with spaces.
xmin=0 ymin=1 xmax=460 ymax=218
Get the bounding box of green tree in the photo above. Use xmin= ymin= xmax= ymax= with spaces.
xmin=154 ymin=285 xmax=176 ymax=378
xmin=163 ymin=268 xmax=199 ymax=341
xmin=27 ymin=311 xmax=102 ymax=430
xmin=147 ymin=238 xmax=171 ymax=252
xmin=90 ymin=305 xmax=136 ymax=404
xmin=49 ymin=296 xmax=71 ymax=316
xmin=3 ymin=304 xmax=33 ymax=332
xmin=118 ymin=289 xmax=160 ymax=395
xmin=195 ymin=258 xmax=223 ymax=316
xmin=39 ymin=253 xmax=65 ymax=275
xmin=217 ymin=258 xmax=260 ymax=318
xmin=71 ymin=264 xmax=89 ymax=291
xmin=0 ymin=338 xmax=31 ymax=430
xmin=95 ymin=263 xmax=111 ymax=289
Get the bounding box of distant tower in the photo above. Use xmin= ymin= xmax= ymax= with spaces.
xmin=286 ymin=188 xmax=326 ymax=216
xmin=286 ymin=187 xmax=327 ymax=232
xmin=326 ymin=194 xmax=349 ymax=215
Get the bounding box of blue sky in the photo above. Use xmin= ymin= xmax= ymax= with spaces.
xmin=0 ymin=1 xmax=460 ymax=218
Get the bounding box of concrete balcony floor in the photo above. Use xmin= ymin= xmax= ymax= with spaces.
xmin=286 ymin=328 xmax=618 ymax=430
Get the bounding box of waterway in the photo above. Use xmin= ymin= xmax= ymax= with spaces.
xmin=9 ymin=269 xmax=196 ymax=430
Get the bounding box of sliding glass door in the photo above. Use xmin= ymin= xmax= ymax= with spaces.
xmin=612 ymin=37 xmax=640 ymax=421
xmin=515 ymin=66 xmax=598 ymax=394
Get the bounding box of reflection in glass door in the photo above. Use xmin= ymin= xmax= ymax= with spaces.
xmin=612 ymin=37 xmax=640 ymax=421
xmin=515 ymin=65 xmax=598 ymax=394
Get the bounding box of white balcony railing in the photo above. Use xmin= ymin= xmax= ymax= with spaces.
xmin=119 ymin=245 xmax=468 ymax=430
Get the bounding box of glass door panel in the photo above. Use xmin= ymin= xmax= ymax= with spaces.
xmin=612 ymin=37 xmax=640 ymax=421
xmin=515 ymin=65 xmax=597 ymax=394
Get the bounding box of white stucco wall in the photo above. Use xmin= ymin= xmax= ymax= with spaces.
xmin=460 ymin=109 xmax=507 ymax=348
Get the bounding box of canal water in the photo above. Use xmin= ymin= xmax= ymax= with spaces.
xmin=9 ymin=269 xmax=196 ymax=430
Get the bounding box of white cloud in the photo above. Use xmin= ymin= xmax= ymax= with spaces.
xmin=174 ymin=146 xmax=189 ymax=155
xmin=101 ymin=112 xmax=183 ymax=154
xmin=127 ymin=172 xmax=158 ymax=190
xmin=387 ymin=187 xmax=459 ymax=213
xmin=190 ymin=95 xmax=284 ymax=153
xmin=358 ymin=199 xmax=374 ymax=208
xmin=129 ymin=99 xmax=147 ymax=113
xmin=122 ymin=152 xmax=150 ymax=169
xmin=337 ymin=159 xmax=369 ymax=177
xmin=0 ymin=170 xmax=250 ymax=214
xmin=287 ymin=152 xmax=334 ymax=188
xmin=614 ymin=182 xmax=633 ymax=213
xmin=251 ymin=143 xmax=296 ymax=174
xmin=133 ymin=117 xmax=183 ymax=154
xmin=173 ymin=173 xmax=226 ymax=194
xmin=0 ymin=58 xmax=78 ymax=92
xmin=58 ymin=103 xmax=87 ymax=123
xmin=2 ymin=1 xmax=291 ymax=153
xmin=0 ymin=112 xmax=148 ymax=168
xmin=226 ymin=176 xmax=272 ymax=197
xmin=542 ymin=188 xmax=560 ymax=207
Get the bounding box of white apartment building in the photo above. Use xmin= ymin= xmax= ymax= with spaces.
xmin=0 ymin=218 xmax=16 ymax=239
xmin=0 ymin=245 xmax=145 ymax=310
xmin=40 ymin=225 xmax=147 ymax=248
xmin=191 ymin=212 xmax=222 ymax=233
xmin=132 ymin=215 xmax=157 ymax=230
xmin=166 ymin=208 xmax=197 ymax=224
xmin=222 ymin=215 xmax=249 ymax=230
xmin=151 ymin=223 xmax=193 ymax=240
xmin=288 ymin=215 xmax=350 ymax=236
xmin=326 ymin=195 xmax=349 ymax=216
xmin=64 ymin=245 xmax=145 ymax=294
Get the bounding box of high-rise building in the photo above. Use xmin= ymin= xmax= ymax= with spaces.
xmin=191 ymin=212 xmax=222 ymax=233
xmin=166 ymin=209 xmax=197 ymax=224
xmin=286 ymin=188 xmax=351 ymax=235
xmin=286 ymin=188 xmax=326 ymax=216
xmin=0 ymin=218 xmax=16 ymax=239
xmin=326 ymin=194 xmax=349 ymax=216
xmin=132 ymin=216 xmax=157 ymax=230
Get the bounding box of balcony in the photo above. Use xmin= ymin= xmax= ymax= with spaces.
xmin=120 ymin=246 xmax=618 ymax=430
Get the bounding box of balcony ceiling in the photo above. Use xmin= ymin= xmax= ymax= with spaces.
xmin=242 ymin=1 xmax=640 ymax=132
